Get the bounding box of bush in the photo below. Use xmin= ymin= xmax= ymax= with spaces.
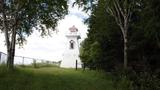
xmin=111 ymin=67 xmax=160 ymax=90
xmin=112 ymin=68 xmax=134 ymax=90
xmin=130 ymin=72 xmax=160 ymax=90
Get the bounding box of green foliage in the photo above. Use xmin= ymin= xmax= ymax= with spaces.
xmin=79 ymin=39 xmax=91 ymax=65
xmin=0 ymin=0 xmax=68 ymax=69
xmin=131 ymin=72 xmax=160 ymax=90
xmin=89 ymin=41 xmax=102 ymax=62
xmin=78 ymin=0 xmax=160 ymax=71
xmin=80 ymin=40 xmax=102 ymax=69
xmin=113 ymin=75 xmax=133 ymax=90
xmin=0 ymin=0 xmax=68 ymax=45
xmin=74 ymin=0 xmax=97 ymax=12
xmin=80 ymin=0 xmax=123 ymax=70
xmin=79 ymin=0 xmax=160 ymax=89
xmin=128 ymin=0 xmax=160 ymax=72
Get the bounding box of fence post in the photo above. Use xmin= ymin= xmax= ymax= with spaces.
xmin=75 ymin=60 xmax=78 ymax=70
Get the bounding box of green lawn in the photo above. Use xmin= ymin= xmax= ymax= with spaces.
xmin=0 ymin=66 xmax=115 ymax=90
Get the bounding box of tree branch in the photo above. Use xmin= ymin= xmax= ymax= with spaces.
xmin=114 ymin=0 xmax=125 ymax=17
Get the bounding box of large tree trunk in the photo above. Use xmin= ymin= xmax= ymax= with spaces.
xmin=2 ymin=1 xmax=18 ymax=70
xmin=124 ymin=34 xmax=128 ymax=69
xmin=6 ymin=18 xmax=17 ymax=70
xmin=9 ymin=27 xmax=17 ymax=70
xmin=7 ymin=49 xmax=12 ymax=69
xmin=2 ymin=1 xmax=16 ymax=70
xmin=7 ymin=31 xmax=16 ymax=70
xmin=123 ymin=19 xmax=128 ymax=70
xmin=1 ymin=2 xmax=12 ymax=69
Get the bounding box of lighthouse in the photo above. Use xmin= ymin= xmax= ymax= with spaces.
xmin=60 ymin=25 xmax=82 ymax=68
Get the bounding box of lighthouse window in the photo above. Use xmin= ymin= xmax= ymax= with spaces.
xmin=71 ymin=43 xmax=74 ymax=49
xmin=70 ymin=40 xmax=74 ymax=49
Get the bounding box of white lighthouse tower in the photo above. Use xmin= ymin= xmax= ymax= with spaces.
xmin=60 ymin=25 xmax=82 ymax=68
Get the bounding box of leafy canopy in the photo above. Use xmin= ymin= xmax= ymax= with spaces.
xmin=0 ymin=0 xmax=68 ymax=45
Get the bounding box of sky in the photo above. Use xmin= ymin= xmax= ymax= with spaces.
xmin=0 ymin=0 xmax=89 ymax=62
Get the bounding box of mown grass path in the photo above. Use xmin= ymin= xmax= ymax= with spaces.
xmin=0 ymin=67 xmax=115 ymax=90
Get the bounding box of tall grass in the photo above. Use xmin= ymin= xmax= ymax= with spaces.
xmin=0 ymin=66 xmax=115 ymax=90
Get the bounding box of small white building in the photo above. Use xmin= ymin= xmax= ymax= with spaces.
xmin=60 ymin=25 xmax=82 ymax=68
xmin=0 ymin=52 xmax=7 ymax=64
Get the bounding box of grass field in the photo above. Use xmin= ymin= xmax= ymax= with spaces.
xmin=0 ymin=66 xmax=115 ymax=90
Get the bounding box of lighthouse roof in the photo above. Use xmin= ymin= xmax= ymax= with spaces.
xmin=69 ymin=25 xmax=78 ymax=32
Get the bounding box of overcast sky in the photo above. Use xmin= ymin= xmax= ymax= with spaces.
xmin=0 ymin=0 xmax=89 ymax=61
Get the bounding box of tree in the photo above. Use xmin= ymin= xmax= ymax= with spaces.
xmin=75 ymin=0 xmax=140 ymax=69
xmin=105 ymin=0 xmax=138 ymax=69
xmin=79 ymin=0 xmax=124 ymax=71
xmin=77 ymin=1 xmax=160 ymax=89
xmin=79 ymin=38 xmax=91 ymax=69
xmin=0 ymin=0 xmax=68 ymax=70
xmin=128 ymin=0 xmax=160 ymax=72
